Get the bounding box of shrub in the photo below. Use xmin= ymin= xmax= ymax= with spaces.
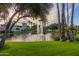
xmin=76 ymin=36 xmax=79 ymax=41
xmin=76 ymin=34 xmax=79 ymax=41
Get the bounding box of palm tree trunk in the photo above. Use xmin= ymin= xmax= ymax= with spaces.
xmin=42 ymin=21 xmax=46 ymax=41
xmin=57 ymin=3 xmax=61 ymax=40
xmin=61 ymin=3 xmax=66 ymax=41
xmin=66 ymin=3 xmax=69 ymax=25
xmin=36 ymin=20 xmax=40 ymax=41
xmin=70 ymin=3 xmax=75 ymax=41
xmin=66 ymin=3 xmax=70 ymax=40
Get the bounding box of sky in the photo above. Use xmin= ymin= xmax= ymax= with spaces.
xmin=74 ymin=4 xmax=79 ymax=25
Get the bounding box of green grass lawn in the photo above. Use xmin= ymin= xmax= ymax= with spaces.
xmin=1 ymin=41 xmax=79 ymax=56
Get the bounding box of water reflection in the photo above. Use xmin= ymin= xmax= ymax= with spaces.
xmin=11 ymin=33 xmax=53 ymax=42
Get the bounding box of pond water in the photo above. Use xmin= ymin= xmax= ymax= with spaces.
xmin=11 ymin=33 xmax=53 ymax=42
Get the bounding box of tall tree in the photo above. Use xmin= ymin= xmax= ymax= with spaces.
xmin=0 ymin=3 xmax=11 ymax=48
xmin=41 ymin=16 xmax=47 ymax=41
xmin=56 ymin=3 xmax=61 ymax=40
xmin=70 ymin=3 xmax=75 ymax=41
xmin=0 ymin=3 xmax=53 ymax=48
xmin=66 ymin=3 xmax=69 ymax=25
xmin=61 ymin=3 xmax=66 ymax=41
xmin=66 ymin=3 xmax=71 ymax=40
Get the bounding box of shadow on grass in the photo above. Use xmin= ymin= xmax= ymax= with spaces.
xmin=0 ymin=44 xmax=10 ymax=51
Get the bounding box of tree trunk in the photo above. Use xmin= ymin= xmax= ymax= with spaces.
xmin=36 ymin=20 xmax=40 ymax=41
xmin=70 ymin=3 xmax=75 ymax=42
xmin=42 ymin=21 xmax=46 ymax=41
xmin=9 ymin=19 xmax=20 ymax=31
xmin=0 ymin=30 xmax=8 ymax=48
xmin=0 ymin=36 xmax=5 ymax=48
xmin=66 ymin=3 xmax=70 ymax=40
xmin=61 ymin=3 xmax=66 ymax=41
xmin=57 ymin=3 xmax=61 ymax=40
xmin=0 ymin=11 xmax=18 ymax=48
xmin=66 ymin=4 xmax=69 ymax=25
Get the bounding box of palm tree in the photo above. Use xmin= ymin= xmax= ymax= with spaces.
xmin=42 ymin=17 xmax=47 ymax=41
xmin=66 ymin=3 xmax=69 ymax=25
xmin=56 ymin=3 xmax=61 ymax=40
xmin=66 ymin=3 xmax=70 ymax=40
xmin=70 ymin=3 xmax=75 ymax=41
xmin=61 ymin=3 xmax=66 ymax=41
